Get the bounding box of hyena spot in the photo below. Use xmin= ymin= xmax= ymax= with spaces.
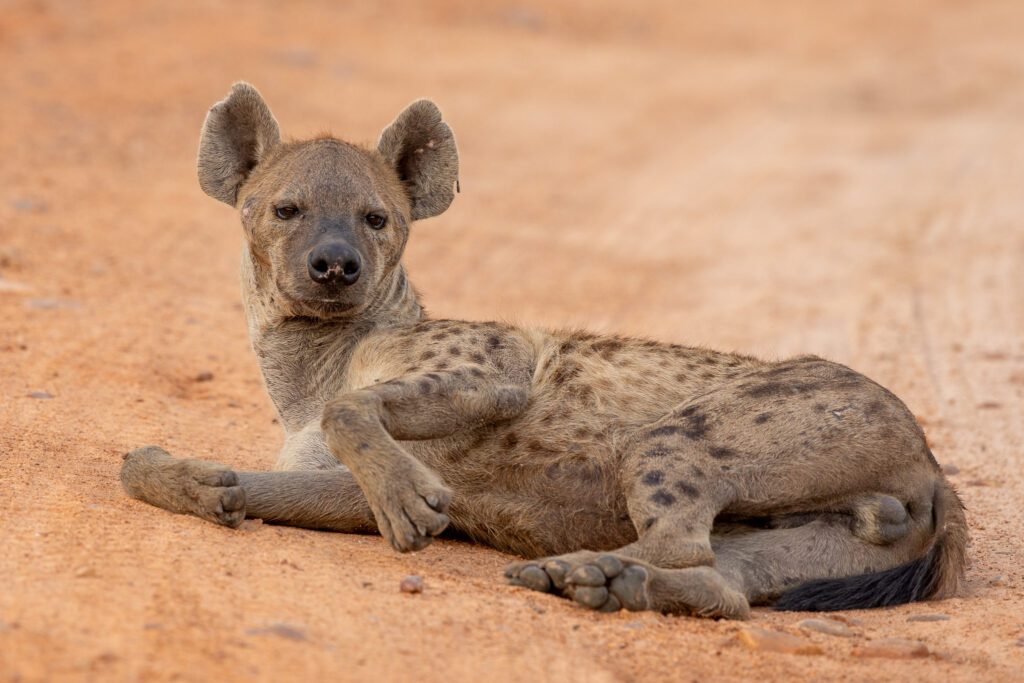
xmin=449 ymin=346 xmax=461 ymax=356
xmin=592 ymin=339 xmax=624 ymax=360
xmin=647 ymin=425 xmax=683 ymax=439
xmin=420 ymin=350 xmax=437 ymax=360
xmin=643 ymin=517 xmax=658 ymax=530
xmin=674 ymin=481 xmax=700 ymax=499
xmin=866 ymin=400 xmax=885 ymax=417
xmin=642 ymin=470 xmax=665 ymax=486
xmin=650 ymin=490 xmax=677 ymax=506
xmin=552 ymin=362 xmax=582 ymax=385
xmin=643 ymin=444 xmax=674 ymax=458
xmin=744 ymin=382 xmax=776 ymax=397
xmin=754 ymin=412 xmax=772 ymax=424
xmin=502 ymin=432 xmax=518 ymax=449
xmin=708 ymin=446 xmax=736 ymax=460
xmin=682 ymin=413 xmax=709 ymax=439
xmin=689 ymin=465 xmax=705 ymax=479
xmin=470 ymin=352 xmax=486 ymax=364
xmin=486 ymin=335 xmax=502 ymax=351
xmin=675 ymin=405 xmax=699 ymax=418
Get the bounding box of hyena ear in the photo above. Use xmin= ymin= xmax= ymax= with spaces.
xmin=197 ymin=82 xmax=281 ymax=206
xmin=377 ymin=100 xmax=459 ymax=221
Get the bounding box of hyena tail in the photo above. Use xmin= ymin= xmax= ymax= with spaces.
xmin=774 ymin=480 xmax=968 ymax=612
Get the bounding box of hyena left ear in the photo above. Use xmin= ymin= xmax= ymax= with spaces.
xmin=377 ymin=100 xmax=459 ymax=221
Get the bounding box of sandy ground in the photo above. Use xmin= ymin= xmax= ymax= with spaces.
xmin=1 ymin=1 xmax=1023 ymax=681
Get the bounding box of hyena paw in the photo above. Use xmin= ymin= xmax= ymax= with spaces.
xmin=371 ymin=461 xmax=452 ymax=553
xmin=122 ymin=446 xmax=246 ymax=528
xmin=506 ymin=552 xmax=651 ymax=612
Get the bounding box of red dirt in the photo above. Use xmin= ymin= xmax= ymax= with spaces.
xmin=2 ymin=1 xmax=1023 ymax=681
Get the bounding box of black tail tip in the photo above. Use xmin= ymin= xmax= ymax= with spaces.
xmin=774 ymin=542 xmax=943 ymax=612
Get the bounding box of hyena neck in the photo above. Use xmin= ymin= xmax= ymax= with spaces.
xmin=243 ymin=257 xmax=425 ymax=432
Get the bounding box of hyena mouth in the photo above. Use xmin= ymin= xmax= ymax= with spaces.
xmin=310 ymin=298 xmax=361 ymax=316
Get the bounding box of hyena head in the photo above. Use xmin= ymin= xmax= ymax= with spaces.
xmin=196 ymin=82 xmax=458 ymax=319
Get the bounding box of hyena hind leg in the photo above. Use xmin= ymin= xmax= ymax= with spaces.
xmin=506 ymin=517 xmax=927 ymax=617
xmin=505 ymin=550 xmax=750 ymax=619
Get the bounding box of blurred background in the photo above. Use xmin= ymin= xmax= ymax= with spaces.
xmin=2 ymin=2 xmax=1022 ymax=681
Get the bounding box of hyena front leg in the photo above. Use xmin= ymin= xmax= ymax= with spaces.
xmin=121 ymin=445 xmax=378 ymax=532
xmin=121 ymin=446 xmax=246 ymax=528
xmin=322 ymin=369 xmax=529 ymax=552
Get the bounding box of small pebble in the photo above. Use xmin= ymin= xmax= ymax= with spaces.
xmin=855 ymin=638 xmax=929 ymax=659
xmin=26 ymin=298 xmax=80 ymax=310
xmin=942 ymin=464 xmax=960 ymax=476
xmin=28 ymin=391 xmax=54 ymax=399
xmin=737 ymin=627 xmax=823 ymax=655
xmin=990 ymin=575 xmax=1008 ymax=587
xmin=827 ymin=614 xmax=864 ymax=626
xmin=10 ymin=197 xmax=49 ymax=212
xmin=400 ymin=575 xmax=424 ymax=594
xmin=0 ymin=279 xmax=31 ymax=293
xmin=246 ymin=623 xmax=308 ymax=641
xmin=907 ymin=613 xmax=950 ymax=622
xmin=195 ymin=371 xmax=214 ymax=382
xmin=797 ymin=618 xmax=854 ymax=637
xmin=74 ymin=566 xmax=96 ymax=578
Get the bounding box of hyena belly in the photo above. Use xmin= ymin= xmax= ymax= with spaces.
xmin=417 ymin=420 xmax=637 ymax=558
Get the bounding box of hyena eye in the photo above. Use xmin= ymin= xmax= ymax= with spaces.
xmin=275 ymin=205 xmax=300 ymax=220
xmin=365 ymin=213 xmax=387 ymax=229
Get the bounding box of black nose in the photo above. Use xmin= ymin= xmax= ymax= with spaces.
xmin=307 ymin=242 xmax=362 ymax=285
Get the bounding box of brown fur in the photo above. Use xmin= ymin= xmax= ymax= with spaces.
xmin=120 ymin=83 xmax=968 ymax=618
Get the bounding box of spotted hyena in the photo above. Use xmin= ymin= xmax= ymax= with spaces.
xmin=121 ymin=83 xmax=967 ymax=617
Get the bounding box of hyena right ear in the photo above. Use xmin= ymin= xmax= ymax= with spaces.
xmin=197 ymin=82 xmax=281 ymax=206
